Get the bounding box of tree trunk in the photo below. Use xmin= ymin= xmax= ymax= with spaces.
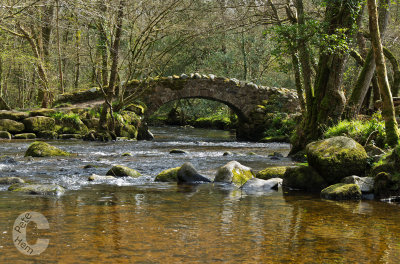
xmin=367 ymin=0 xmax=399 ymax=146
xmin=56 ymin=0 xmax=64 ymax=93
xmin=291 ymin=0 xmax=362 ymax=153
xmin=383 ymin=47 xmax=400 ymax=97
xmin=99 ymin=0 xmax=125 ymax=131
xmin=344 ymin=0 xmax=390 ymax=118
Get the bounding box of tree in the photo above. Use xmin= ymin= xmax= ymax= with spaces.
xmin=367 ymin=0 xmax=399 ymax=146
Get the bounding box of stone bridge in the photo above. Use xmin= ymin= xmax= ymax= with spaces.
xmin=58 ymin=73 xmax=300 ymax=141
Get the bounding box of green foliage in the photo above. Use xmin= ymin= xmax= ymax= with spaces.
xmin=263 ymin=113 xmax=297 ymax=138
xmin=324 ymin=112 xmax=386 ymax=148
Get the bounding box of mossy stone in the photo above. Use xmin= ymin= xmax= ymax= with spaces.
xmin=256 ymin=166 xmax=288 ymax=180
xmin=0 ymin=110 xmax=29 ymax=121
xmin=37 ymin=130 xmax=58 ymax=139
xmin=306 ymin=136 xmax=367 ymax=184
xmin=0 ymin=177 xmax=25 ymax=185
xmin=23 ymin=116 xmax=55 ymax=132
xmin=0 ymin=119 xmax=25 ymax=133
xmin=122 ymin=152 xmax=132 ymax=157
xmin=214 ymin=161 xmax=254 ymax=187
xmin=283 ymin=166 xmax=327 ymax=192
xmin=29 ymin=108 xmax=56 ymax=117
xmin=25 ymin=141 xmax=71 ymax=157
xmin=321 ymin=183 xmax=362 ymax=200
xmin=106 ymin=165 xmax=141 ymax=177
xmin=8 ymin=183 xmax=65 ymax=195
xmin=155 ymin=167 xmax=180 ymax=182
xmin=0 ymin=131 xmax=11 ymax=139
xmin=13 ymin=133 xmax=36 ymax=139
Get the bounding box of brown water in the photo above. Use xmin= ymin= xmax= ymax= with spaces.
xmin=0 ymin=127 xmax=400 ymax=263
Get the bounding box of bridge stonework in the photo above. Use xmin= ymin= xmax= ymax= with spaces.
xmin=125 ymin=74 xmax=300 ymax=141
xmin=57 ymin=74 xmax=300 ymax=141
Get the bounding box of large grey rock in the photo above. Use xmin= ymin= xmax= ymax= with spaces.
xmin=321 ymin=183 xmax=362 ymax=200
xmin=8 ymin=183 xmax=65 ymax=195
xmin=214 ymin=161 xmax=254 ymax=187
xmin=341 ymin=176 xmax=374 ymax=193
xmin=242 ymin=178 xmax=282 ymax=193
xmin=306 ymin=136 xmax=368 ymax=184
xmin=177 ymin=162 xmax=211 ymax=183
xmin=0 ymin=119 xmax=25 ymax=133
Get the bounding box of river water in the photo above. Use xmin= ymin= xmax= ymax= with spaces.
xmin=0 ymin=127 xmax=399 ymax=263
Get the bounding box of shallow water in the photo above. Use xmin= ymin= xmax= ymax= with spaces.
xmin=0 ymin=127 xmax=399 ymax=263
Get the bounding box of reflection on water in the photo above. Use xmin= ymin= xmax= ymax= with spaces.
xmin=0 ymin=127 xmax=399 ymax=263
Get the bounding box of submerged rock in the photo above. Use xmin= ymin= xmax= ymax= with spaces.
xmin=25 ymin=141 xmax=71 ymax=157
xmin=256 ymin=166 xmax=288 ymax=180
xmin=155 ymin=167 xmax=180 ymax=182
xmin=106 ymin=165 xmax=141 ymax=177
xmin=0 ymin=119 xmax=25 ymax=133
xmin=169 ymin=149 xmax=187 ymax=154
xmin=321 ymin=183 xmax=362 ymax=200
xmin=242 ymin=178 xmax=282 ymax=193
xmin=306 ymin=136 xmax=367 ymax=184
xmin=8 ymin=183 xmax=65 ymax=195
xmin=214 ymin=161 xmax=254 ymax=188
xmin=0 ymin=177 xmax=25 ymax=185
xmin=283 ymin=166 xmax=327 ymax=192
xmin=177 ymin=162 xmax=211 ymax=183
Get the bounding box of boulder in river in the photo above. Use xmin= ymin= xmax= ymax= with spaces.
xmin=155 ymin=167 xmax=180 ymax=182
xmin=8 ymin=183 xmax=65 ymax=195
xmin=25 ymin=141 xmax=71 ymax=157
xmin=0 ymin=177 xmax=25 ymax=185
xmin=242 ymin=178 xmax=282 ymax=193
xmin=177 ymin=162 xmax=211 ymax=183
xmin=282 ymin=165 xmax=327 ymax=192
xmin=214 ymin=161 xmax=254 ymax=188
xmin=306 ymin=136 xmax=368 ymax=184
xmin=88 ymin=174 xmax=116 ymax=181
xmin=321 ymin=183 xmax=362 ymax=200
xmin=106 ymin=165 xmax=141 ymax=177
xmin=341 ymin=175 xmax=374 ymax=193
xmin=169 ymin=149 xmax=188 ymax=154
xmin=256 ymin=166 xmax=288 ymax=180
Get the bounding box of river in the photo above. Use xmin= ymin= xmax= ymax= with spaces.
xmin=0 ymin=126 xmax=399 ymax=263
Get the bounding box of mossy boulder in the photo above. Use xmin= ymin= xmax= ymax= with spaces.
xmin=0 ymin=177 xmax=25 ymax=185
xmin=82 ymin=118 xmax=100 ymax=129
xmin=13 ymin=133 xmax=36 ymax=139
xmin=29 ymin=108 xmax=56 ymax=117
xmin=115 ymin=111 xmax=140 ymax=139
xmin=0 ymin=131 xmax=11 ymax=139
xmin=106 ymin=165 xmax=141 ymax=177
xmin=8 ymin=183 xmax=65 ymax=195
xmin=341 ymin=176 xmax=374 ymax=193
xmin=283 ymin=166 xmax=327 ymax=192
xmin=37 ymin=130 xmax=58 ymax=139
xmin=88 ymin=174 xmax=116 ymax=181
xmin=306 ymin=136 xmax=367 ymax=184
xmin=0 ymin=110 xmax=29 ymax=121
xmin=321 ymin=183 xmax=362 ymax=200
xmin=0 ymin=119 xmax=25 ymax=133
xmin=25 ymin=141 xmax=71 ymax=157
xmin=57 ymin=115 xmax=88 ymax=134
xmin=373 ymin=172 xmax=399 ymax=197
xmin=256 ymin=166 xmax=288 ymax=180
xmin=83 ymin=130 xmax=114 ymax=141
xmin=214 ymin=161 xmax=254 ymax=187
xmin=155 ymin=167 xmax=180 ymax=182
xmin=58 ymin=134 xmax=82 ymax=140
xmin=23 ymin=116 xmax=55 ymax=132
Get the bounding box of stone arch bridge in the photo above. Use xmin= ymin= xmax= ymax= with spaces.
xmin=58 ymin=73 xmax=300 ymax=141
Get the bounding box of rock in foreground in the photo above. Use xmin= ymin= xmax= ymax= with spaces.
xmin=8 ymin=183 xmax=65 ymax=195
xmin=177 ymin=162 xmax=211 ymax=183
xmin=155 ymin=167 xmax=180 ymax=182
xmin=242 ymin=178 xmax=282 ymax=193
xmin=321 ymin=183 xmax=362 ymax=200
xmin=106 ymin=165 xmax=141 ymax=177
xmin=283 ymin=166 xmax=327 ymax=192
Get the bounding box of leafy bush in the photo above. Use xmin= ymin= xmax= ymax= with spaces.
xmin=323 ymin=112 xmax=386 ymax=148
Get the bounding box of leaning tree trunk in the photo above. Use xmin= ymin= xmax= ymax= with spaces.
xmin=291 ymin=0 xmax=362 ymax=153
xmin=367 ymin=0 xmax=399 ymax=146
xmin=383 ymin=47 xmax=400 ymax=97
